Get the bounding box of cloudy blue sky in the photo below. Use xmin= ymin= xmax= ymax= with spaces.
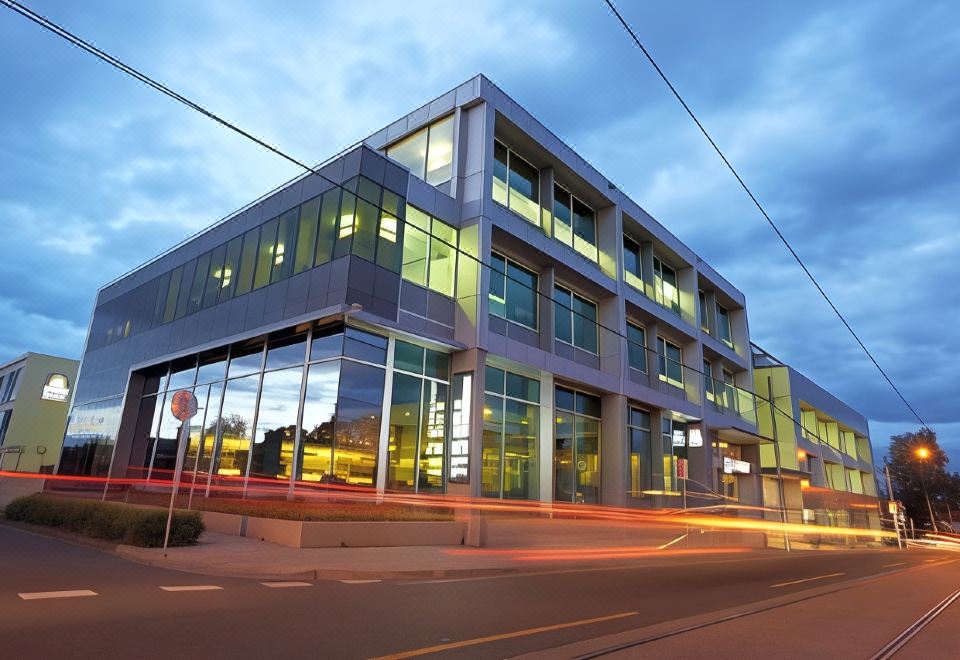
xmin=1 ymin=1 xmax=958 ymax=463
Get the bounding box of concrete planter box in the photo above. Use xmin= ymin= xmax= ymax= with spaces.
xmin=200 ymin=511 xmax=465 ymax=548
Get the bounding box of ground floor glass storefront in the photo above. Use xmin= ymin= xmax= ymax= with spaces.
xmin=134 ymin=323 xmax=450 ymax=492
xmin=554 ymin=387 xmax=601 ymax=504
xmin=481 ymin=366 xmax=540 ymax=500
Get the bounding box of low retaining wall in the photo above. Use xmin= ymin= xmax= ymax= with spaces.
xmin=201 ymin=511 xmax=466 ymax=548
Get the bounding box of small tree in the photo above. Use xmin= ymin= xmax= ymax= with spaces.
xmin=887 ymin=428 xmax=952 ymax=527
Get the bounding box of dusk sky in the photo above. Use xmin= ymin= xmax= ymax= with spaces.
xmin=1 ymin=1 xmax=957 ymax=464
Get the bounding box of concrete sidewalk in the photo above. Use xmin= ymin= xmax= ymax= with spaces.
xmin=115 ymin=518 xmax=764 ymax=580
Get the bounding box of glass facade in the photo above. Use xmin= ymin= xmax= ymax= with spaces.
xmin=131 ymin=323 xmax=401 ymax=490
xmin=555 ymin=387 xmax=601 ymax=504
xmin=482 ymin=366 xmax=539 ymax=500
xmin=489 ymin=253 xmax=538 ymax=330
xmin=59 ymin=397 xmax=123 ymax=477
xmin=89 ymin=176 xmax=407 ymax=351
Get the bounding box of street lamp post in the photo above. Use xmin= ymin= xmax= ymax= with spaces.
xmin=915 ymin=447 xmax=937 ymax=531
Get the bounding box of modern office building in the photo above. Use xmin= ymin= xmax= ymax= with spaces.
xmin=57 ymin=74 xmax=771 ymax=509
xmin=0 ymin=353 xmax=78 ymax=473
xmin=753 ymin=345 xmax=880 ymax=530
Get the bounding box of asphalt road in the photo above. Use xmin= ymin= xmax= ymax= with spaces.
xmin=0 ymin=525 xmax=957 ymax=659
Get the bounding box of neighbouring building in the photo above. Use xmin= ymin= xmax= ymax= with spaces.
xmin=56 ymin=74 xmax=776 ymax=510
xmin=752 ymin=344 xmax=881 ymax=531
xmin=0 ymin=353 xmax=78 ymax=473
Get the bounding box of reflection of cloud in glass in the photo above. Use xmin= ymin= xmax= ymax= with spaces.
xmin=255 ymin=367 xmax=303 ymax=444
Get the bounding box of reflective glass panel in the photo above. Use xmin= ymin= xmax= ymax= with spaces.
xmin=234 ymin=227 xmax=259 ymax=297
xmin=271 ymin=208 xmax=298 ymax=283
xmin=387 ymin=127 xmax=428 ymax=179
xmin=250 ymin=367 xmax=302 ymax=481
xmin=219 ymin=235 xmax=243 ymax=304
xmin=343 ymin=327 xmax=387 ymax=364
xmin=315 ymin=187 xmax=340 ymax=266
xmin=215 ymin=374 xmax=259 ymax=477
xmin=425 ymin=115 xmax=454 ymax=185
xmin=294 ymin=197 xmax=320 ymax=275
xmin=492 ymin=141 xmax=509 ymax=206
xmin=488 ymin=254 xmax=506 ymax=318
xmin=423 ymin=349 xmax=450 ymax=381
xmin=627 ymin=323 xmax=647 ymax=372
xmin=428 ymin=219 xmax=456 ymax=296
xmin=202 ymin=244 xmax=226 ymax=309
xmin=503 ymin=398 xmax=536 ymax=500
xmin=481 ymin=393 xmax=503 ymax=497
xmin=394 ymin=341 xmax=424 ymax=374
xmin=299 ymin=360 xmax=340 ymax=481
xmin=333 ymin=361 xmax=385 ymax=486
xmin=228 ymin=343 xmax=264 ymax=379
xmin=419 ymin=380 xmax=447 ymax=492
xmin=266 ymin=334 xmax=307 ymax=371
xmin=387 ymin=373 xmax=421 ymax=490
xmin=310 ymin=325 xmax=344 ymax=362
xmin=505 ymin=260 xmax=537 ymax=329
xmin=253 ymin=217 xmax=278 ymax=289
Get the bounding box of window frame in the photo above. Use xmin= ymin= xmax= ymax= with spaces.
xmin=489 ymin=251 xmax=539 ymax=331
xmin=653 ymin=256 xmax=681 ymax=314
xmin=626 ymin=321 xmax=647 ymax=373
xmin=552 ymin=183 xmax=598 ymax=263
xmin=716 ymin=304 xmax=733 ymax=347
xmin=656 ymin=336 xmax=684 ymax=388
xmin=492 ymin=139 xmax=540 ymax=226
xmin=623 ymin=235 xmax=643 ymax=291
xmin=554 ymin=284 xmax=598 ymax=355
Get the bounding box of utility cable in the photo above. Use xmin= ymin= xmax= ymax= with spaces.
xmin=601 ymin=0 xmax=927 ymax=429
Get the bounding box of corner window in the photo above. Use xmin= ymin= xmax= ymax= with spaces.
xmin=489 ymin=253 xmax=538 ymax=330
xmin=623 ymin=236 xmax=643 ymax=290
xmin=386 ymin=115 xmax=455 ymax=186
xmin=657 ymin=337 xmax=683 ymax=387
xmin=492 ymin=140 xmax=539 ymax=225
xmin=627 ymin=322 xmax=647 ymax=373
xmin=555 ymin=286 xmax=598 ymax=354
xmin=401 ymin=205 xmax=458 ymax=297
xmin=653 ymin=257 xmax=680 ymax=315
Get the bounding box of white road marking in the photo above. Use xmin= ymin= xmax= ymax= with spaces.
xmin=883 ymin=562 xmax=908 ymax=568
xmin=159 ymin=585 xmax=223 ymax=592
xmin=770 ymin=572 xmax=845 ymax=588
xmin=261 ymin=581 xmax=312 ymax=588
xmin=18 ymin=590 xmax=98 ymax=600
xmin=657 ymin=534 xmax=688 ymax=550
xmin=339 ymin=579 xmax=381 ymax=584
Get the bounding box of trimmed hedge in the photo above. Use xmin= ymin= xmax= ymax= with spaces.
xmin=5 ymin=495 xmax=204 ymax=547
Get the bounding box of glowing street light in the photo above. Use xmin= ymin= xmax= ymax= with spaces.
xmin=914 ymin=446 xmax=937 ymax=529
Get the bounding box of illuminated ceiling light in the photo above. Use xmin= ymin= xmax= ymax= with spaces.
xmin=339 ymin=214 xmax=355 ymax=238
xmin=800 ymin=479 xmax=811 ymax=489
xmin=274 ymin=243 xmax=285 ymax=265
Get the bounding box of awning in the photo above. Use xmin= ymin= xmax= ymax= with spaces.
xmin=715 ymin=427 xmax=773 ymax=446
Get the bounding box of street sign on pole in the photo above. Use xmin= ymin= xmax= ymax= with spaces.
xmin=163 ymin=390 xmax=198 ymax=553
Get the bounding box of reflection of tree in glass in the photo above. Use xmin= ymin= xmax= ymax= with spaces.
xmin=220 ymin=414 xmax=248 ymax=439
xmin=337 ymin=416 xmax=380 ymax=450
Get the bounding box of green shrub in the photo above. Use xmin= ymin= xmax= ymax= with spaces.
xmin=4 ymin=495 xmax=204 ymax=548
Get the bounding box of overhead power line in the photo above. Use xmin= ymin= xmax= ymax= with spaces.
xmin=2 ymin=0 xmax=874 ymax=459
xmin=600 ymin=0 xmax=928 ymax=429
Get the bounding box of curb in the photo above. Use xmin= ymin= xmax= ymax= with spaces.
xmin=112 ymin=545 xmax=542 ymax=581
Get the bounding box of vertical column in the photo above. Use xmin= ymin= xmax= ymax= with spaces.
xmin=538 ymin=370 xmax=554 ymax=504
xmin=598 ymin=294 xmax=625 ymax=379
xmin=538 ymin=266 xmax=555 ymax=353
xmin=375 ymin=338 xmax=396 ymax=496
xmin=600 ymin=393 xmax=628 ymax=507
xmin=539 ymin=167 xmax=555 ymax=238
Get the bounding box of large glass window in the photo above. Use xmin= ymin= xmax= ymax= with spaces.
xmin=628 ymin=408 xmax=651 ymax=497
xmin=552 ymin=185 xmax=597 ymax=262
xmin=202 ymin=244 xmax=226 ymax=310
xmin=554 ymin=286 xmax=597 ymax=353
xmin=250 ymin=367 xmax=302 ymax=481
xmin=489 ymin=253 xmax=538 ymax=330
xmin=388 ymin=341 xmax=450 ymax=492
xmin=215 ymin=373 xmax=259 ymax=478
xmin=555 ymin=387 xmax=601 ymax=504
xmin=482 ymin=366 xmax=539 ymax=500
xmin=299 ymin=360 xmax=339 ymax=481
xmin=314 ymin=187 xmax=341 ymax=267
xmin=627 ymin=322 xmax=647 ymax=372
xmin=657 ymin=337 xmax=684 ymax=388
xmin=234 ymin=227 xmax=259 ymax=297
xmin=698 ymin=290 xmax=709 ymax=332
xmin=653 ymin=257 xmax=681 ymax=315
xmin=401 ymin=205 xmax=458 ymax=297
xmin=386 ymin=115 xmax=455 ymax=186
xmin=333 ymin=360 xmax=385 ymax=486
xmin=271 ymin=208 xmax=299 ymax=284
xmin=492 ymin=140 xmax=539 ymax=225
xmin=662 ymin=418 xmax=687 ymax=492
xmin=703 ymin=358 xmax=715 ymax=402
xmin=623 ymin=236 xmax=643 ymax=291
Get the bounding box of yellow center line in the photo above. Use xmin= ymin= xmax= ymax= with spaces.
xmin=367 ymin=611 xmax=638 ymax=659
xmin=770 ymin=572 xmax=845 ymax=588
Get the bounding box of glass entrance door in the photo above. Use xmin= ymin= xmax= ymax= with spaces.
xmin=554 ymin=387 xmax=601 ymax=504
